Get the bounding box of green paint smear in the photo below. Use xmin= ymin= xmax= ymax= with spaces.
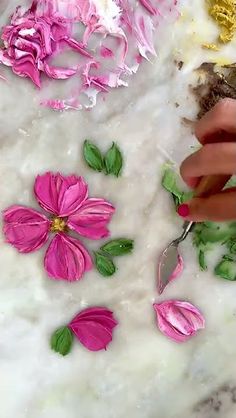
xmin=162 ymin=168 xmax=236 ymax=280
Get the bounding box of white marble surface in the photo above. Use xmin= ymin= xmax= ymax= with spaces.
xmin=1 ymin=1 xmax=236 ymax=417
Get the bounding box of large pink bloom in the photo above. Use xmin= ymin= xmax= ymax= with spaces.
xmin=153 ymin=300 xmax=205 ymax=343
xmin=3 ymin=172 xmax=115 ymax=281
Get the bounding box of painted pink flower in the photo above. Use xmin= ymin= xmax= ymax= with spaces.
xmin=51 ymin=306 xmax=118 ymax=355
xmin=3 ymin=172 xmax=115 ymax=281
xmin=153 ymin=300 xmax=205 ymax=343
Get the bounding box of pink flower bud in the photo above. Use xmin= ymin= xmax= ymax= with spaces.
xmin=153 ymin=300 xmax=205 ymax=343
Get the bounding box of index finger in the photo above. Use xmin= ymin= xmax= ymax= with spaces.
xmin=195 ymin=98 xmax=236 ymax=144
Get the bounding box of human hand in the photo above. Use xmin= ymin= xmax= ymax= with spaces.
xmin=178 ymin=98 xmax=236 ymax=222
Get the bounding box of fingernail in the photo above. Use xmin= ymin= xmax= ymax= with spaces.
xmin=177 ymin=204 xmax=190 ymax=218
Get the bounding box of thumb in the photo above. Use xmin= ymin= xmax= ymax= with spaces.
xmin=177 ymin=189 xmax=236 ymax=222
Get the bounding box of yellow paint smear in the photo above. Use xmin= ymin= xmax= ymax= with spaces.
xmin=208 ymin=0 xmax=236 ymax=43
xmin=202 ymin=43 xmax=220 ymax=50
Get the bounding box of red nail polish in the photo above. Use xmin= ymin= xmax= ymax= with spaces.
xmin=177 ymin=204 xmax=190 ymax=218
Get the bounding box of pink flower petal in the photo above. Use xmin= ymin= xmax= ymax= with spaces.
xmin=0 ymin=50 xmax=13 ymax=67
xmin=12 ymin=55 xmax=41 ymax=88
xmin=75 ymin=306 xmax=114 ymax=319
xmin=77 ymin=315 xmax=118 ymax=329
xmin=72 ymin=321 xmax=112 ymax=351
xmin=68 ymin=198 xmax=115 ymax=240
xmin=3 ymin=205 xmax=50 ymax=253
xmin=72 ymin=307 xmax=118 ymax=328
xmin=14 ymin=36 xmax=42 ymax=61
xmin=69 ymin=306 xmax=118 ymax=351
xmin=34 ymin=172 xmax=88 ymax=217
xmin=153 ymin=300 xmax=205 ymax=343
xmin=44 ymin=233 xmax=92 ymax=281
xmin=43 ymin=62 xmax=77 ymax=79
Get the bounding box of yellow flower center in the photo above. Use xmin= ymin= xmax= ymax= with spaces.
xmin=50 ymin=217 xmax=67 ymax=233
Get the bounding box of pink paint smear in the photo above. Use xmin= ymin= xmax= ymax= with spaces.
xmin=0 ymin=0 xmax=178 ymax=110
xmin=3 ymin=172 xmax=115 ymax=281
xmin=158 ymin=252 xmax=184 ymax=295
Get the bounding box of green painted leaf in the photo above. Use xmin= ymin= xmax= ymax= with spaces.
xmin=94 ymin=252 xmax=116 ymax=277
xmin=203 ymin=221 xmax=219 ymax=229
xmin=198 ymin=250 xmax=207 ymax=271
xmin=193 ymin=222 xmax=236 ymax=246
xmin=193 ymin=224 xmax=205 ymax=247
xmin=171 ymin=193 xmax=180 ymax=207
xmin=51 ymin=326 xmax=74 ymax=356
xmin=181 ymin=191 xmax=193 ymax=203
xmin=101 ymin=239 xmax=134 ymax=256
xmin=223 ymin=254 xmax=234 ymax=262
xmin=83 ymin=140 xmax=104 ymax=172
xmin=200 ymin=226 xmax=232 ymax=244
xmin=215 ymin=256 xmax=236 ymax=281
xmin=226 ymin=236 xmax=236 ymax=254
xmin=104 ymin=142 xmax=123 ymax=177
xmin=162 ymin=169 xmax=182 ymax=202
xmin=229 ymin=241 xmax=236 ymax=254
